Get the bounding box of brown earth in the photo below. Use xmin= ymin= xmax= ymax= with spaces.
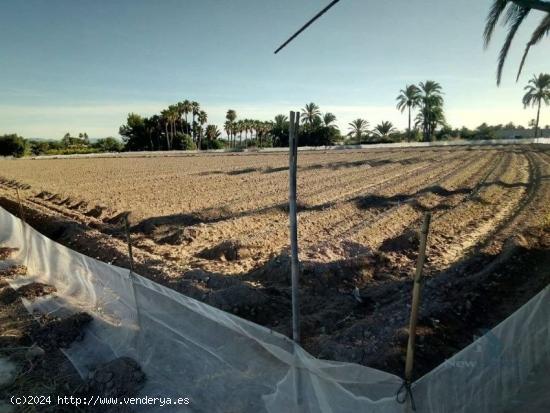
xmin=1 ymin=145 xmax=549 ymax=379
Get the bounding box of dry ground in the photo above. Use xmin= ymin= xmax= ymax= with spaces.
xmin=1 ymin=145 xmax=549 ymax=378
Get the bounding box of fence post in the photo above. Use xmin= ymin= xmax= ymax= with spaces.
xmin=289 ymin=110 xmax=302 ymax=407
xmin=289 ymin=111 xmax=301 ymax=344
xmin=123 ymin=215 xmax=135 ymax=273
xmin=402 ymin=211 xmax=432 ymax=410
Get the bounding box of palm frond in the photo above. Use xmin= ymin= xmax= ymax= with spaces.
xmin=496 ymin=5 xmax=531 ymax=85
xmin=484 ymin=0 xmax=510 ymax=48
xmin=517 ymin=13 xmax=550 ymax=80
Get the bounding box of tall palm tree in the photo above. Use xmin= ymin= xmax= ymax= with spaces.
xmin=484 ymin=1 xmax=550 ymax=85
xmin=197 ymin=110 xmax=208 ymax=150
xmin=224 ymin=120 xmax=232 ymax=145
xmin=522 ymin=73 xmax=550 ymax=137
xmin=418 ymin=81 xmax=444 ymax=141
xmin=373 ymin=121 xmax=397 ymax=138
xmin=160 ymin=109 xmax=174 ymax=150
xmin=225 ymin=110 xmax=237 ymax=148
xmin=396 ymin=85 xmax=421 ymax=141
xmin=348 ymin=119 xmax=369 ymax=143
xmin=301 ymin=102 xmax=322 ymax=127
xmin=323 ymin=112 xmax=337 ymax=128
xmin=181 ymin=100 xmax=192 ymax=135
xmin=191 ymin=101 xmax=200 ymax=141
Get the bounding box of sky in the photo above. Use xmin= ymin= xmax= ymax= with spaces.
xmin=0 ymin=0 xmax=549 ymax=140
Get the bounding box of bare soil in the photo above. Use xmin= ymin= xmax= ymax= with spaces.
xmin=1 ymin=145 xmax=549 ymax=379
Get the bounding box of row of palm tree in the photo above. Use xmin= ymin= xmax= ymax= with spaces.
xmin=224 ymin=110 xmax=275 ymax=148
xmin=347 ymin=119 xmax=398 ymax=142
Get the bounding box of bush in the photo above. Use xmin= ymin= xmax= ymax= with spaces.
xmin=173 ymin=133 xmax=196 ymax=150
xmin=0 ymin=134 xmax=26 ymax=157
xmin=299 ymin=126 xmax=340 ymax=146
xmin=203 ymin=139 xmax=224 ymax=150
xmin=93 ymin=137 xmax=124 ymax=152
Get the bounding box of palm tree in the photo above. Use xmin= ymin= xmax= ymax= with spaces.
xmin=323 ymin=112 xmax=337 ymax=128
xmin=301 ymin=102 xmax=321 ymax=127
xmin=522 ymin=73 xmax=550 ymax=137
xmin=274 ymin=114 xmax=288 ymax=129
xmin=348 ymin=119 xmax=369 ymax=143
xmin=418 ymin=81 xmax=444 ymax=141
xmin=181 ymin=100 xmax=192 ymax=135
xmin=160 ymin=109 xmax=169 ymax=149
xmin=373 ymin=121 xmax=397 ymax=138
xmin=197 ymin=110 xmax=208 ymax=150
xmin=205 ymin=125 xmax=221 ymax=144
xmin=191 ymin=101 xmax=200 ymax=141
xmin=396 ymin=85 xmax=421 ymax=141
xmin=224 ymin=120 xmax=232 ymax=145
xmin=484 ymin=1 xmax=550 ymax=85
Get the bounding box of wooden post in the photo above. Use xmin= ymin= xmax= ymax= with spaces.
xmin=15 ymin=187 xmax=25 ymax=222
xmin=289 ymin=111 xmax=301 ymax=344
xmin=289 ymin=111 xmax=302 ymax=407
xmin=123 ymin=215 xmax=135 ymax=273
xmin=404 ymin=212 xmax=432 ymax=384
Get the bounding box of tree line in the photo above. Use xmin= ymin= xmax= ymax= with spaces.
xmin=1 ymin=74 xmax=549 ymax=158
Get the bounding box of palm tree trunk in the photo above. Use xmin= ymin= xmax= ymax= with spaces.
xmin=165 ymin=124 xmax=170 ymax=150
xmin=408 ymin=105 xmax=411 ymax=142
xmin=535 ymin=99 xmax=541 ymax=138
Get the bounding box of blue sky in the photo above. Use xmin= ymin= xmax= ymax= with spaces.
xmin=0 ymin=0 xmax=548 ymax=139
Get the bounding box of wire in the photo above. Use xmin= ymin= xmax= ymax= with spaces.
xmin=274 ymin=0 xmax=342 ymax=54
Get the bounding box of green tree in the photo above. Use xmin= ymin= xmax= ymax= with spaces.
xmin=373 ymin=121 xmax=397 ymax=138
xmin=301 ymin=102 xmax=321 ymax=128
xmin=226 ymin=109 xmax=237 ymax=147
xmin=191 ymin=101 xmax=200 ymax=141
xmin=396 ymin=84 xmax=421 ymax=141
xmin=119 ymin=113 xmax=149 ymax=150
xmin=323 ymin=112 xmax=337 ymax=128
xmin=0 ymin=134 xmax=26 ymax=157
xmin=417 ymin=81 xmax=445 ymax=141
xmin=197 ymin=110 xmax=208 ymax=149
xmin=180 ymin=100 xmax=192 ymax=134
xmin=348 ymin=119 xmax=369 ymax=143
xmin=93 ymin=137 xmax=123 ymax=152
xmin=522 ymin=73 xmax=550 ymax=137
xmin=484 ymin=1 xmax=550 ymax=84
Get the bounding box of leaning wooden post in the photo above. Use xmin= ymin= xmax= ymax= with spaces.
xmin=403 ymin=211 xmax=432 ymax=409
xmin=123 ymin=215 xmax=135 ymax=273
xmin=15 ymin=187 xmax=26 ymax=222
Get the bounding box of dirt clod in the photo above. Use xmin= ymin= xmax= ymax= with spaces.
xmin=84 ymin=357 xmax=145 ymax=398
xmin=17 ymin=282 xmax=57 ymax=300
xmin=32 ymin=312 xmax=93 ymax=351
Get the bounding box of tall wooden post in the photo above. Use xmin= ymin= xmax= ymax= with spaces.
xmin=289 ymin=111 xmax=301 ymax=344
xmin=404 ymin=212 xmax=432 ymax=388
xmin=289 ymin=111 xmax=302 ymax=407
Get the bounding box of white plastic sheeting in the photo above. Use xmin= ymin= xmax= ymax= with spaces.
xmin=0 ymin=206 xmax=548 ymax=412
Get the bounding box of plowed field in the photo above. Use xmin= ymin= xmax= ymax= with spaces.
xmin=1 ymin=145 xmax=549 ymax=377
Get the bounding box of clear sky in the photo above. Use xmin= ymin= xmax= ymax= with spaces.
xmin=0 ymin=0 xmax=548 ymax=139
